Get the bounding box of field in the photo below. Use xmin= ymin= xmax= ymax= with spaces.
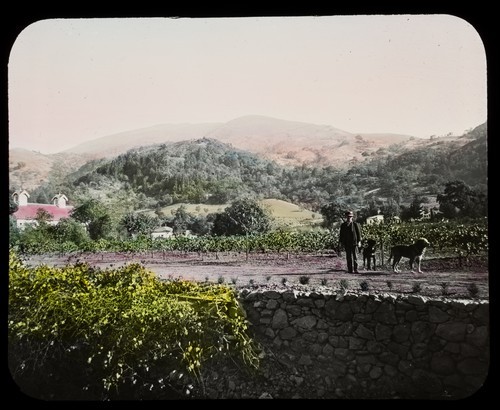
xmin=140 ymin=198 xmax=323 ymax=229
xmin=25 ymin=249 xmax=489 ymax=300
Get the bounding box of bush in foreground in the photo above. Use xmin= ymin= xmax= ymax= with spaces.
xmin=8 ymin=250 xmax=259 ymax=400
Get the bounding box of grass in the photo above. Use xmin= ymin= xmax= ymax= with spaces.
xmin=140 ymin=198 xmax=323 ymax=230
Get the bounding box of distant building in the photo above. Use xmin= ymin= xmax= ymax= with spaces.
xmin=366 ymin=215 xmax=384 ymax=225
xmin=11 ymin=189 xmax=74 ymax=230
xmin=151 ymin=226 xmax=174 ymax=239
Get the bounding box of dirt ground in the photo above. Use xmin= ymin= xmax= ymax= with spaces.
xmin=25 ymin=250 xmax=489 ymax=300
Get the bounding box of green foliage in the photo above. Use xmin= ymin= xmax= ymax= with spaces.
xmin=15 ymin=218 xmax=487 ymax=267
xmin=361 ymin=220 xmax=488 ymax=259
xmin=380 ymin=198 xmax=401 ymax=220
xmin=359 ymin=280 xmax=369 ymax=291
xmin=401 ymin=195 xmax=426 ymax=221
xmin=71 ymin=199 xmax=113 ymax=240
xmin=120 ymin=212 xmax=159 ymax=237
xmin=36 ymin=123 xmax=486 ymax=221
xmin=8 ymin=251 xmax=259 ymax=400
xmin=211 ymin=199 xmax=272 ymax=236
xmin=319 ymin=201 xmax=345 ymax=229
xmin=51 ymin=218 xmax=89 ymax=246
xmin=339 ymin=279 xmax=350 ymax=292
xmin=437 ymin=180 xmax=487 ymax=219
xmin=171 ymin=205 xmax=193 ymax=234
xmin=9 ymin=197 xmax=19 ymax=214
xmin=74 ymin=139 xmax=277 ymax=205
xmin=299 ymin=275 xmax=310 ymax=285
xmin=412 ymin=282 xmax=422 ymax=293
xmin=467 ymin=283 xmax=480 ymax=298
xmin=17 ymin=223 xmax=55 ymax=254
xmin=9 ymin=216 xmax=21 ymax=246
xmin=35 ymin=208 xmax=53 ymax=224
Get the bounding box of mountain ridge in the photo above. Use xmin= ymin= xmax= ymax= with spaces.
xmin=9 ymin=115 xmax=481 ymax=191
xmin=61 ymin=115 xmax=416 ymax=159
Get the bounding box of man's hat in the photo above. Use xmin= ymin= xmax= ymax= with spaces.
xmin=345 ymin=211 xmax=354 ymax=217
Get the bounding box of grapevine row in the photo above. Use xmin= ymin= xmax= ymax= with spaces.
xmin=15 ymin=221 xmax=488 ymax=261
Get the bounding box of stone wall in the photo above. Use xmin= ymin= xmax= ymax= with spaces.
xmin=202 ymin=288 xmax=489 ymax=399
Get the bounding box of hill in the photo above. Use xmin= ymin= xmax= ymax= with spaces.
xmin=142 ymin=198 xmax=323 ymax=230
xmin=9 ymin=149 xmax=95 ymax=192
xmin=9 ymin=115 xmax=458 ymax=192
xmin=63 ymin=122 xmax=222 ymax=158
xmin=9 ymin=117 xmax=487 ymax=220
xmin=61 ymin=115 xmax=414 ymax=168
xmin=24 ymin=121 xmax=484 ymax=224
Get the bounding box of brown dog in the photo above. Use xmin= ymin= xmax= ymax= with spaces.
xmin=388 ymin=238 xmax=430 ymax=273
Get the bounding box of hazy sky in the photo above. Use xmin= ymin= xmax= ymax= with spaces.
xmin=8 ymin=15 xmax=487 ymax=154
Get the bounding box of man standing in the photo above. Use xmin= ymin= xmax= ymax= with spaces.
xmin=338 ymin=210 xmax=362 ymax=274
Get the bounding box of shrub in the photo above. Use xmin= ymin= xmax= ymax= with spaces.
xmin=440 ymin=282 xmax=449 ymax=296
xmin=8 ymin=250 xmax=259 ymax=400
xmin=467 ymin=283 xmax=480 ymax=298
xmin=360 ymin=280 xmax=369 ymax=291
xmin=339 ymin=279 xmax=350 ymax=292
xmin=299 ymin=275 xmax=310 ymax=285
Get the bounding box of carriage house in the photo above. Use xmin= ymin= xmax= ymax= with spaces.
xmin=11 ymin=190 xmax=74 ymax=230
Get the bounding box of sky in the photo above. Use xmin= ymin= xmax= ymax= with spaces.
xmin=8 ymin=15 xmax=487 ymax=154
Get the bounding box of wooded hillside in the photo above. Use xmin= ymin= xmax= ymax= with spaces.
xmin=23 ymin=122 xmax=487 ymax=217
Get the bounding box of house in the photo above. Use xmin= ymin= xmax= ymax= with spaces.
xmin=11 ymin=189 xmax=74 ymax=230
xmin=151 ymin=226 xmax=174 ymax=239
xmin=366 ymin=215 xmax=384 ymax=225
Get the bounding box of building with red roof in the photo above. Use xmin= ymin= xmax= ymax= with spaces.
xmin=12 ymin=190 xmax=74 ymax=230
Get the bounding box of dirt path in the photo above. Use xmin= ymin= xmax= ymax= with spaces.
xmin=25 ymin=251 xmax=489 ymax=300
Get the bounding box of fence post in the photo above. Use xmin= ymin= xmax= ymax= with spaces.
xmin=379 ymin=236 xmax=384 ymax=266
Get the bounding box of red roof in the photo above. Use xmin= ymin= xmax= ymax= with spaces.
xmin=13 ymin=204 xmax=73 ymax=221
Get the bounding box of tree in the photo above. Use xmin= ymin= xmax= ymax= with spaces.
xmin=381 ymin=199 xmax=401 ymax=221
xmin=35 ymin=208 xmax=53 ymax=225
xmin=438 ymin=201 xmax=458 ymax=220
xmin=71 ymin=199 xmax=113 ymax=240
xmin=189 ymin=215 xmax=212 ymax=236
xmin=364 ymin=199 xmax=381 ymax=217
xmin=51 ymin=218 xmax=89 ymax=246
xmin=120 ymin=212 xmax=159 ymax=238
xmin=461 ymin=190 xmax=488 ymax=219
xmin=9 ymin=216 xmax=21 ymax=246
xmin=401 ymin=195 xmax=423 ymax=221
xmin=9 ymin=197 xmax=19 ymax=215
xmin=171 ymin=205 xmax=193 ymax=235
xmin=437 ymin=180 xmax=487 ymax=219
xmin=211 ymin=199 xmax=272 ymax=236
xmin=319 ymin=201 xmax=345 ymax=229
xmin=35 ymin=191 xmax=50 ymax=205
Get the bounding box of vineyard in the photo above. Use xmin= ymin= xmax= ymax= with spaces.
xmin=17 ymin=220 xmax=488 ymax=262
xmin=19 ymin=220 xmax=489 ymax=300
